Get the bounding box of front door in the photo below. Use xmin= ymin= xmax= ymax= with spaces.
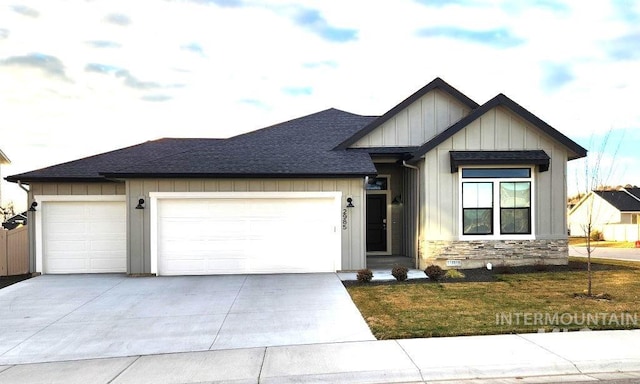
xmin=366 ymin=194 xmax=387 ymax=252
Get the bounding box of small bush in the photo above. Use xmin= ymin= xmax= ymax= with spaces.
xmin=424 ymin=265 xmax=443 ymax=281
xmin=356 ymin=268 xmax=373 ymax=283
xmin=590 ymin=230 xmax=604 ymax=242
xmin=494 ymin=263 xmax=513 ymax=274
xmin=533 ymin=259 xmax=548 ymax=272
xmin=444 ymin=269 xmax=465 ymax=279
xmin=391 ymin=266 xmax=409 ymax=281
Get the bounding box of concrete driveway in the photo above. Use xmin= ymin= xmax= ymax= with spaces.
xmin=0 ymin=274 xmax=374 ymax=365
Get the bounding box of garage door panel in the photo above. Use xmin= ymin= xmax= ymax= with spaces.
xmin=156 ymin=196 xmax=339 ymax=275
xmin=42 ymin=201 xmax=126 ymax=274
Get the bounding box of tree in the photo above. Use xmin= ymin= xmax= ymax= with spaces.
xmin=575 ymin=130 xmax=623 ymax=296
xmin=0 ymin=202 xmax=14 ymax=222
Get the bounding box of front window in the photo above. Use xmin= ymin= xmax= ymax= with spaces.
xmin=460 ymin=168 xmax=533 ymax=238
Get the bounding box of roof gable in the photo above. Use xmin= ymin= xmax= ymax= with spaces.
xmin=409 ymin=93 xmax=587 ymax=161
xmin=335 ymin=78 xmax=479 ymax=149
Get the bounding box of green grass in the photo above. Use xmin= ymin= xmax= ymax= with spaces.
xmin=346 ymin=259 xmax=640 ymax=339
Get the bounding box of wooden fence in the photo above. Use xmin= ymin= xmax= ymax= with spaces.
xmin=0 ymin=226 xmax=29 ymax=276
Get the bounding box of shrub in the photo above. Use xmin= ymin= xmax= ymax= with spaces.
xmin=533 ymin=259 xmax=548 ymax=272
xmin=391 ymin=266 xmax=409 ymax=281
xmin=444 ymin=269 xmax=465 ymax=279
xmin=356 ymin=268 xmax=373 ymax=283
xmin=494 ymin=263 xmax=513 ymax=274
xmin=590 ymin=229 xmax=604 ymax=242
xmin=424 ymin=265 xmax=443 ymax=281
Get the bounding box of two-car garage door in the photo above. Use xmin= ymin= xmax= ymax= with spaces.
xmin=153 ymin=193 xmax=341 ymax=275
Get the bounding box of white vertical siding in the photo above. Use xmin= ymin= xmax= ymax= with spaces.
xmin=352 ymin=89 xmax=472 ymax=147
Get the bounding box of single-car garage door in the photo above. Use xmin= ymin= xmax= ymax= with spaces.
xmin=41 ymin=200 xmax=127 ymax=274
xmin=154 ymin=193 xmax=341 ymax=275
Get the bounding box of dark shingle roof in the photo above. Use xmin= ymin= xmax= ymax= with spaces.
xmin=6 ymin=138 xmax=221 ymax=182
xmin=8 ymin=108 xmax=378 ymax=182
xmin=594 ymin=190 xmax=640 ymax=212
xmin=626 ymin=187 xmax=640 ymax=200
xmin=101 ymin=108 xmax=377 ymax=178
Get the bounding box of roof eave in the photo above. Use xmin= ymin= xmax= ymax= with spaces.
xmin=98 ymin=172 xmax=375 ymax=179
xmin=5 ymin=176 xmax=114 ymax=184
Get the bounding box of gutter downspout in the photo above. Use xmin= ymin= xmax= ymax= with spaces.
xmin=402 ymin=161 xmax=420 ymax=269
xmin=17 ymin=180 xmax=29 ymax=194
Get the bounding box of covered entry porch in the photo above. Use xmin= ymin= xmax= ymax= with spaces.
xmin=363 ymin=158 xmax=419 ymax=269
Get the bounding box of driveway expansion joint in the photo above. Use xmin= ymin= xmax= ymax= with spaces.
xmin=515 ymin=333 xmax=584 ymax=374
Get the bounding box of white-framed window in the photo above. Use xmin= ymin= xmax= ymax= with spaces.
xmin=459 ymin=167 xmax=534 ymax=240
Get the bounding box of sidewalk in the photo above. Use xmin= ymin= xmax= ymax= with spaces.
xmin=1 ymin=329 xmax=639 ymax=383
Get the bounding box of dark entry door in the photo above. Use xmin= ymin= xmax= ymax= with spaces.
xmin=366 ymin=194 xmax=387 ymax=252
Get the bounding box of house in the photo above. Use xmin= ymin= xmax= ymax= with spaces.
xmin=6 ymin=78 xmax=587 ymax=275
xmin=568 ymin=187 xmax=640 ymax=241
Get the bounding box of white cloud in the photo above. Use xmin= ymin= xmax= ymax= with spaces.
xmin=1 ymin=0 xmax=640 ymax=210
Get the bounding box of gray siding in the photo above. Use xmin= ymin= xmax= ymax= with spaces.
xmin=352 ymin=89 xmax=471 ymax=147
xmin=127 ymin=178 xmax=366 ymax=274
xmin=420 ymin=106 xmax=570 ymax=243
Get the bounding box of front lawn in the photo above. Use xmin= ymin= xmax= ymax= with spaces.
xmin=346 ymin=258 xmax=640 ymax=339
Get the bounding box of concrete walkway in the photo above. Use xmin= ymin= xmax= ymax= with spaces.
xmin=1 ymin=330 xmax=639 ymax=383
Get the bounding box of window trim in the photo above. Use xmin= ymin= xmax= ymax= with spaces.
xmin=458 ymin=166 xmax=535 ymax=241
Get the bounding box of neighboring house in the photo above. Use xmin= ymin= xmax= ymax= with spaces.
xmin=2 ymin=211 xmax=27 ymax=230
xmin=568 ymin=188 xmax=640 ymax=241
xmin=6 ymin=78 xmax=587 ymax=275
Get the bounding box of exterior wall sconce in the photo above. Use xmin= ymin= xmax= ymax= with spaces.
xmin=346 ymin=197 xmax=354 ymax=208
xmin=392 ymin=195 xmax=402 ymax=205
xmin=28 ymin=201 xmax=38 ymax=212
xmin=135 ymin=198 xmax=145 ymax=210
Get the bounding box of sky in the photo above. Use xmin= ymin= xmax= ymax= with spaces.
xmin=1 ymin=0 xmax=639 ymax=212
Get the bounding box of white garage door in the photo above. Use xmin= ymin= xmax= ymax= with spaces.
xmin=155 ymin=194 xmax=340 ymax=275
xmin=42 ymin=200 xmax=127 ymax=274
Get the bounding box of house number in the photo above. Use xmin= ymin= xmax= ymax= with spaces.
xmin=342 ymin=208 xmax=348 ymax=230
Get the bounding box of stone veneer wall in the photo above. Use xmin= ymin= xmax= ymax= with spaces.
xmin=419 ymin=239 xmax=569 ymax=270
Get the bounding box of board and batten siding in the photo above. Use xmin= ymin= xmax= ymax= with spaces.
xmin=351 ymin=89 xmax=472 ymax=148
xmin=126 ymin=178 xmax=366 ymax=274
xmin=421 ymin=106 xmax=570 ymax=242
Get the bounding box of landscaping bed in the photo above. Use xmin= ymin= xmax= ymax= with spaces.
xmin=346 ymin=258 xmax=640 ymax=339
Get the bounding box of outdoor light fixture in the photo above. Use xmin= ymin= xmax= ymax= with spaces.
xmin=28 ymin=201 xmax=38 ymax=212
xmin=135 ymin=198 xmax=145 ymax=210
xmin=346 ymin=197 xmax=354 ymax=208
xmin=392 ymin=195 xmax=402 ymax=205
